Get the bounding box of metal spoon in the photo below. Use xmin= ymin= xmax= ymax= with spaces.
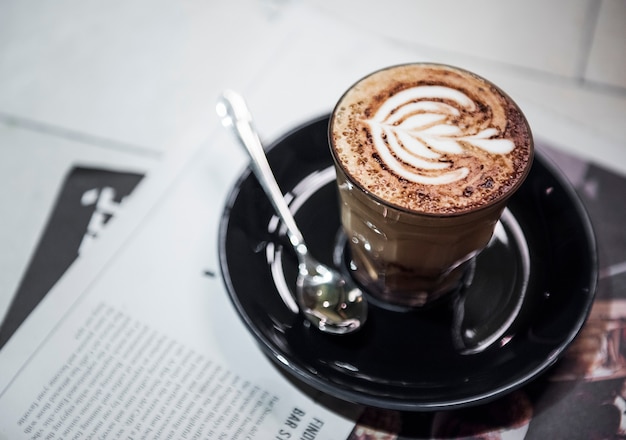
xmin=216 ymin=90 xmax=367 ymax=334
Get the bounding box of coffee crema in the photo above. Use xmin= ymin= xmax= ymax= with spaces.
xmin=330 ymin=64 xmax=533 ymax=214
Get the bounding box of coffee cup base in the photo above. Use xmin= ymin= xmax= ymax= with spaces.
xmin=347 ymin=256 xmax=474 ymax=311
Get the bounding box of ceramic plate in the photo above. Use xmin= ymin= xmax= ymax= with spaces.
xmin=218 ymin=115 xmax=597 ymax=410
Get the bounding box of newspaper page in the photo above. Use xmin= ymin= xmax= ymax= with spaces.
xmin=0 ymin=127 xmax=358 ymax=439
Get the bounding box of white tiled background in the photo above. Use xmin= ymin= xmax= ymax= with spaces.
xmin=1 ymin=0 xmax=625 ymax=321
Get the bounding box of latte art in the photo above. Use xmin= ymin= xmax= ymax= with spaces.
xmin=330 ymin=63 xmax=533 ymax=214
xmin=367 ymin=85 xmax=515 ymax=185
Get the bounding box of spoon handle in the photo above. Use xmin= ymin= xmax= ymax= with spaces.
xmin=217 ymin=90 xmax=306 ymax=251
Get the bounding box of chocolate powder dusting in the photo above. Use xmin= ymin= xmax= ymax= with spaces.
xmin=329 ymin=63 xmax=533 ymax=214
xmin=371 ymin=152 xmax=385 ymax=169
xmin=480 ymin=176 xmax=495 ymax=189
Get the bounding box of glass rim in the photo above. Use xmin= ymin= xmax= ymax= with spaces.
xmin=327 ymin=62 xmax=535 ymax=218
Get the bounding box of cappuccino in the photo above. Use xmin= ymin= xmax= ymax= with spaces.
xmin=329 ymin=63 xmax=533 ymax=307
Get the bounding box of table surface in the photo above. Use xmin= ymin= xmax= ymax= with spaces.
xmin=2 ymin=0 xmax=625 ymax=318
xmin=1 ymin=1 xmax=625 ymax=438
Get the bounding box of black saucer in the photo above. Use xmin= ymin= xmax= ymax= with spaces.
xmin=218 ymin=115 xmax=597 ymax=411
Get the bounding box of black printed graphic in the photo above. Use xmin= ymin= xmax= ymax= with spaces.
xmin=0 ymin=167 xmax=143 ymax=348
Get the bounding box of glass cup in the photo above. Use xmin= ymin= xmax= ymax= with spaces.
xmin=329 ymin=63 xmax=533 ymax=307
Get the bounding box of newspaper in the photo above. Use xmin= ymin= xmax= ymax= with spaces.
xmin=0 ymin=127 xmax=359 ymax=439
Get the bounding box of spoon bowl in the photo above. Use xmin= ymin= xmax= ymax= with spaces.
xmin=216 ymin=90 xmax=367 ymax=334
xmin=297 ymin=249 xmax=365 ymax=333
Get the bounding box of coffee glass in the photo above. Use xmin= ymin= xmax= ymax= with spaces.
xmin=329 ymin=63 xmax=533 ymax=307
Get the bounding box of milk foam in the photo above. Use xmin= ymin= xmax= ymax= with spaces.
xmin=367 ymin=85 xmax=515 ymax=185
xmin=330 ymin=64 xmax=533 ymax=214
